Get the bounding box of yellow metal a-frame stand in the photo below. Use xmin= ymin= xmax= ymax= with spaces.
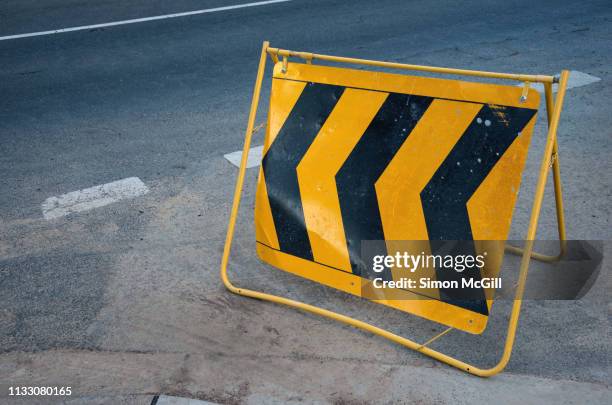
xmin=220 ymin=41 xmax=569 ymax=377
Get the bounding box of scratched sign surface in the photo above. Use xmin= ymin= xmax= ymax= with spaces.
xmin=254 ymin=62 xmax=540 ymax=333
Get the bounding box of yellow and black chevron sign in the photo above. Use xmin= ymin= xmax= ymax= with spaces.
xmin=254 ymin=62 xmax=540 ymax=333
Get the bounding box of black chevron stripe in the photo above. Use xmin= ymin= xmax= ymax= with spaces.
xmin=262 ymin=82 xmax=345 ymax=260
xmin=421 ymin=104 xmax=537 ymax=314
xmin=336 ymin=94 xmax=434 ymax=279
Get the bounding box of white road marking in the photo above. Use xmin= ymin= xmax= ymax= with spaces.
xmin=156 ymin=395 xmax=219 ymax=405
xmin=41 ymin=177 xmax=149 ymax=220
xmin=0 ymin=0 xmax=292 ymax=41
xmin=224 ymin=145 xmax=264 ymax=169
xmin=519 ymin=70 xmax=601 ymax=93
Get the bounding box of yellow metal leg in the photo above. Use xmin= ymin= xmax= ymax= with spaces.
xmin=219 ymin=43 xmax=570 ymax=377
xmin=220 ymin=40 xmax=269 ymax=291
xmin=506 ymin=81 xmax=567 ymax=262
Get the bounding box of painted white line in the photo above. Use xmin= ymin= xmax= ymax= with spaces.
xmin=41 ymin=177 xmax=149 ymax=220
xmin=0 ymin=0 xmax=292 ymax=41
xmin=224 ymin=145 xmax=264 ymax=169
xmin=518 ymin=70 xmax=601 ymax=93
xmin=156 ymin=395 xmax=219 ymax=405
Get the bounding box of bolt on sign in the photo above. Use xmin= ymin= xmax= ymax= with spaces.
xmin=221 ymin=42 xmax=570 ymax=376
xmin=254 ymin=62 xmax=539 ymax=334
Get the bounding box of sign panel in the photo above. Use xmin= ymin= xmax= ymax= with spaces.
xmin=255 ymin=62 xmax=539 ymax=333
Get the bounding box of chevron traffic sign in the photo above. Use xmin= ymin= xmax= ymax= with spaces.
xmin=254 ymin=62 xmax=540 ymax=333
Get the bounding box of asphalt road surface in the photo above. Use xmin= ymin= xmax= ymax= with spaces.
xmin=1 ymin=1 xmax=610 ymax=404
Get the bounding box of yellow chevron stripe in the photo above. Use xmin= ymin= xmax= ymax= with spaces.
xmin=297 ymin=88 xmax=388 ymax=271
xmin=375 ymin=100 xmax=482 ymax=299
xmin=265 ymin=79 xmax=306 ymax=151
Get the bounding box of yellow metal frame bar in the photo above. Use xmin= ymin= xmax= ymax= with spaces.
xmin=220 ymin=41 xmax=570 ymax=377
xmin=506 ymin=81 xmax=568 ymax=262
xmin=266 ymin=47 xmax=557 ymax=84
